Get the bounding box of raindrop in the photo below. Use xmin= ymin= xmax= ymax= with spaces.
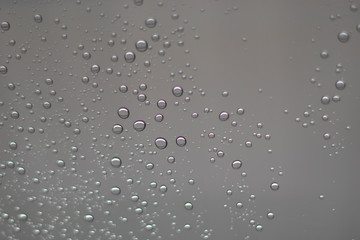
xmin=34 ymin=14 xmax=43 ymax=23
xmin=321 ymin=96 xmax=330 ymax=105
xmin=236 ymin=202 xmax=243 ymax=208
xmin=91 ymin=64 xmax=100 ymax=73
xmin=337 ymin=31 xmax=350 ymax=43
xmin=135 ymin=40 xmax=148 ymax=52
xmin=84 ymin=214 xmax=94 ymax=222
xmin=0 ymin=65 xmax=8 ymax=74
xmin=267 ymin=212 xmax=275 ymax=219
xmin=219 ymin=111 xmax=229 ymax=121
xmin=112 ymin=124 xmax=123 ymax=134
xmin=117 ymin=107 xmax=129 ymax=119
xmin=323 ymin=133 xmax=331 ymax=140
xmin=184 ymin=202 xmax=193 ymax=210
xmin=57 ymin=160 xmax=65 ymax=167
xmin=154 ymin=114 xmax=164 ymax=122
xmin=159 ymin=185 xmax=167 ymax=192
xmin=172 ymin=86 xmax=183 ymax=97
xmin=335 ymin=80 xmax=346 ymax=90
xmin=110 ymin=157 xmax=122 ymax=168
xmin=111 ymin=186 xmax=121 ymax=195
xmin=255 ymin=225 xmax=263 ymax=231
xmin=176 ymin=136 xmax=187 ymax=147
xmin=320 ymin=50 xmax=329 ymax=59
xmin=167 ymin=156 xmax=175 ymax=163
xmin=155 ymin=137 xmax=168 ymax=149
xmin=157 ymin=99 xmax=167 ymax=109
xmin=1 ymin=21 xmax=10 ymax=31
xmin=133 ymin=120 xmax=146 ymax=131
xmin=270 ymin=182 xmax=279 ymax=191
xmin=232 ymin=160 xmax=242 ymax=169
xmin=124 ymin=51 xmax=136 ymax=63
xmin=17 ymin=213 xmax=28 ymax=221
xmin=145 ymin=18 xmax=157 ymax=28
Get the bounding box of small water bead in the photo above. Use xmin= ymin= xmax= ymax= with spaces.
xmin=255 ymin=225 xmax=263 ymax=231
xmin=159 ymin=185 xmax=167 ymax=193
xmin=137 ymin=93 xmax=147 ymax=102
xmin=167 ymin=156 xmax=175 ymax=163
xmin=135 ymin=40 xmax=148 ymax=52
xmin=111 ymin=186 xmax=121 ymax=195
xmin=81 ymin=76 xmax=89 ymax=84
xmin=124 ymin=52 xmax=136 ymax=63
xmin=135 ymin=208 xmax=143 ymax=214
xmin=157 ymin=99 xmax=167 ymax=109
xmin=320 ymin=50 xmax=329 ymax=59
xmin=17 ymin=213 xmax=28 ymax=221
xmin=184 ymin=202 xmax=193 ymax=210
xmin=184 ymin=224 xmax=191 ymax=230
xmin=217 ymin=150 xmax=225 ymax=157
xmin=176 ymin=136 xmax=187 ymax=147
xmin=332 ymin=95 xmax=340 ymax=102
xmin=43 ymin=101 xmax=51 ymax=109
xmin=1 ymin=21 xmax=10 ymax=31
xmin=133 ymin=120 xmax=146 ymax=131
xmin=112 ymin=124 xmax=123 ymax=134
xmin=117 ymin=107 xmax=130 ymax=119
xmin=321 ymin=96 xmax=330 ymax=105
xmin=110 ymin=157 xmax=122 ymax=168
xmin=82 ymin=52 xmax=91 ymax=60
xmin=139 ymin=83 xmax=147 ymax=91
xmin=17 ymin=167 xmax=25 ymax=174
xmin=145 ymin=18 xmax=157 ymax=28
xmin=146 ymin=162 xmax=154 ymax=170
xmin=323 ymin=133 xmax=331 ymax=140
xmin=119 ymin=85 xmax=128 ymax=93
xmin=34 ymin=14 xmax=43 ymax=23
xmin=0 ymin=65 xmax=8 ymax=74
xmin=337 ymin=31 xmax=350 ymax=43
xmin=335 ymin=80 xmax=346 ymax=90
xmin=270 ymin=182 xmax=279 ymax=191
xmin=154 ymin=114 xmax=164 ymax=122
xmin=10 ymin=111 xmax=19 ymax=119
xmin=172 ymin=86 xmax=183 ymax=97
xmin=84 ymin=214 xmax=94 ymax=222
xmin=91 ymin=64 xmax=100 ymax=73
xmin=219 ymin=111 xmax=229 ymax=121
xmin=155 ymin=137 xmax=167 ymax=149
xmin=57 ymin=159 xmax=65 ymax=167
xmin=9 ymin=141 xmax=17 ymax=150
xmin=267 ymin=212 xmax=275 ymax=219
xmin=232 ymin=160 xmax=242 ymax=169
xmin=236 ymin=202 xmax=243 ymax=208
xmin=245 ymin=141 xmax=252 ymax=148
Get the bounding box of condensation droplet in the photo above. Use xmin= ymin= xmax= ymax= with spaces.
xmin=335 ymin=80 xmax=346 ymax=90
xmin=110 ymin=157 xmax=122 ymax=168
xmin=112 ymin=124 xmax=123 ymax=134
xmin=337 ymin=31 xmax=350 ymax=43
xmin=321 ymin=96 xmax=330 ymax=105
xmin=111 ymin=186 xmax=121 ymax=195
xmin=219 ymin=111 xmax=229 ymax=121
xmin=270 ymin=182 xmax=279 ymax=191
xmin=155 ymin=137 xmax=168 ymax=149
xmin=124 ymin=51 xmax=136 ymax=63
xmin=135 ymin=40 xmax=148 ymax=52
xmin=84 ymin=214 xmax=94 ymax=222
xmin=133 ymin=120 xmax=146 ymax=131
xmin=184 ymin=202 xmax=193 ymax=210
xmin=145 ymin=18 xmax=157 ymax=28
xmin=1 ymin=21 xmax=10 ymax=31
xmin=172 ymin=86 xmax=183 ymax=97
xmin=117 ymin=107 xmax=129 ymax=119
xmin=232 ymin=160 xmax=242 ymax=169
xmin=176 ymin=136 xmax=187 ymax=147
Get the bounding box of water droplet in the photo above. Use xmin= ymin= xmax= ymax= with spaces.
xmin=17 ymin=213 xmax=28 ymax=221
xmin=236 ymin=202 xmax=243 ymax=208
xmin=9 ymin=141 xmax=17 ymax=150
xmin=134 ymin=0 xmax=143 ymax=6
xmin=90 ymin=64 xmax=100 ymax=73
xmin=321 ymin=96 xmax=330 ymax=105
xmin=157 ymin=99 xmax=167 ymax=109
xmin=167 ymin=156 xmax=175 ymax=163
xmin=172 ymin=86 xmax=183 ymax=97
xmin=154 ymin=113 xmax=164 ymax=122
xmin=117 ymin=107 xmax=130 ymax=119
xmin=84 ymin=214 xmax=94 ymax=222
xmin=111 ymin=186 xmax=121 ymax=195
xmin=267 ymin=212 xmax=275 ymax=219
xmin=34 ymin=14 xmax=43 ymax=23
xmin=232 ymin=160 xmax=242 ymax=169
xmin=176 ymin=136 xmax=187 ymax=147
xmin=245 ymin=141 xmax=252 ymax=148
xmin=159 ymin=185 xmax=167 ymax=192
xmin=337 ymin=31 xmax=350 ymax=43
xmin=335 ymin=80 xmax=346 ymax=90
xmin=135 ymin=207 xmax=143 ymax=214
xmin=270 ymin=182 xmax=279 ymax=191
xmin=110 ymin=157 xmax=122 ymax=168
xmin=320 ymin=50 xmax=329 ymax=59
xmin=57 ymin=160 xmax=65 ymax=167
xmin=0 ymin=65 xmax=8 ymax=74
xmin=133 ymin=120 xmax=146 ymax=131
xmin=255 ymin=225 xmax=263 ymax=231
xmin=145 ymin=18 xmax=157 ymax=28
xmin=184 ymin=202 xmax=193 ymax=210
xmin=219 ymin=111 xmax=229 ymax=121
xmin=1 ymin=21 xmax=10 ymax=31
xmin=155 ymin=137 xmax=167 ymax=149
xmin=135 ymin=40 xmax=148 ymax=52
xmin=323 ymin=133 xmax=331 ymax=140
xmin=124 ymin=51 xmax=136 ymax=63
xmin=112 ymin=124 xmax=123 ymax=134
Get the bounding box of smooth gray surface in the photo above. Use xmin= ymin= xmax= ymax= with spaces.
xmin=0 ymin=0 xmax=359 ymax=239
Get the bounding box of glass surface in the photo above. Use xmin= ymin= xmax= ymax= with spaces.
xmin=0 ymin=1 xmax=360 ymax=239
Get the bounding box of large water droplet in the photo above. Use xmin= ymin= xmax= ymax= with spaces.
xmin=110 ymin=157 xmax=122 ymax=168
xmin=117 ymin=107 xmax=130 ymax=119
xmin=176 ymin=136 xmax=187 ymax=147
xmin=135 ymin=40 xmax=148 ymax=52
xmin=232 ymin=160 xmax=242 ymax=169
xmin=172 ymin=86 xmax=183 ymax=97
xmin=270 ymin=182 xmax=279 ymax=191
xmin=133 ymin=120 xmax=146 ymax=131
xmin=337 ymin=31 xmax=350 ymax=43
xmin=155 ymin=137 xmax=168 ymax=149
xmin=184 ymin=202 xmax=193 ymax=210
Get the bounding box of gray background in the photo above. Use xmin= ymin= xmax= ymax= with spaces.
xmin=0 ymin=0 xmax=359 ymax=239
